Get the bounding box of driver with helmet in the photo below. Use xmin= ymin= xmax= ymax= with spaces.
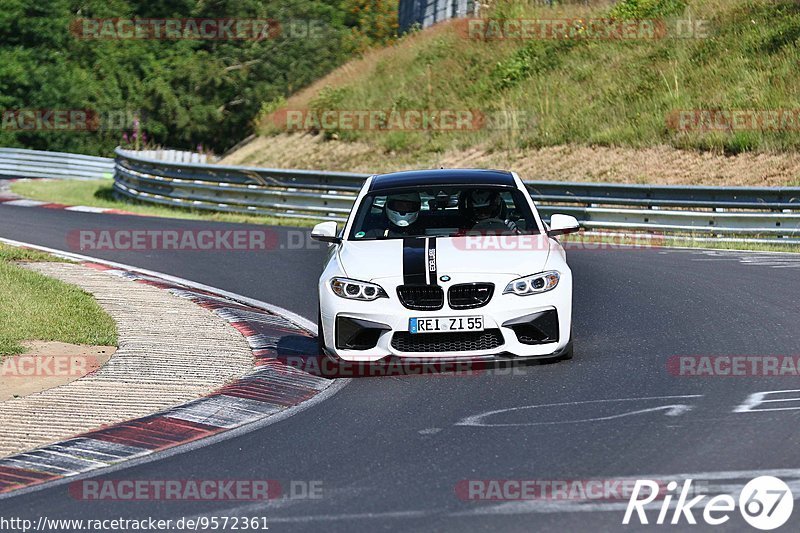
xmin=366 ymin=191 xmax=424 ymax=238
xmin=464 ymin=189 xmax=520 ymax=233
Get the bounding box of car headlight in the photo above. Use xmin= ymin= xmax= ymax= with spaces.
xmin=503 ymin=271 xmax=560 ymax=296
xmin=330 ymin=277 xmax=388 ymax=301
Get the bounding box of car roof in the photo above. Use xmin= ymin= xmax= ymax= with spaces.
xmin=368 ymin=169 xmax=516 ymax=193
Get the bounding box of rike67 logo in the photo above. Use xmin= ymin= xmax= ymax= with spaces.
xmin=623 ymin=476 xmax=793 ymax=530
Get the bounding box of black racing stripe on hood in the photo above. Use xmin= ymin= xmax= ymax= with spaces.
xmin=427 ymin=238 xmax=437 ymax=285
xmin=403 ymin=238 xmax=427 ymax=285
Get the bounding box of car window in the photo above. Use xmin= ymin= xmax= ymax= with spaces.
xmin=348 ymin=186 xmax=539 ymax=240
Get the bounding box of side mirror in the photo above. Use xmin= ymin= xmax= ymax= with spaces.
xmin=311 ymin=221 xmax=342 ymax=244
xmin=547 ymin=214 xmax=581 ymax=237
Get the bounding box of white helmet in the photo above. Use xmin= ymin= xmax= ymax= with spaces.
xmin=385 ymin=192 xmax=421 ymax=228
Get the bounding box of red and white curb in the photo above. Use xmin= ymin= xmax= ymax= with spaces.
xmin=0 ymin=183 xmax=142 ymax=216
xmin=0 ymin=240 xmax=340 ymax=497
xmin=0 ymin=197 xmax=142 ymax=216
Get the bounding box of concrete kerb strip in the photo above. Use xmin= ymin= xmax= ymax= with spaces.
xmin=0 ymin=238 xmax=345 ymax=497
xmin=0 ymin=262 xmax=254 ymax=457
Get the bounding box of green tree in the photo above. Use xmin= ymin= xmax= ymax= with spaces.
xmin=0 ymin=0 xmax=371 ymax=155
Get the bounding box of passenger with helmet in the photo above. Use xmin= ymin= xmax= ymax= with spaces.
xmin=464 ymin=189 xmax=520 ymax=233
xmin=365 ymin=191 xmax=424 ymax=238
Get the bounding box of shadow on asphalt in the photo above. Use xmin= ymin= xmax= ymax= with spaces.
xmin=274 ymin=334 xmax=568 ymax=379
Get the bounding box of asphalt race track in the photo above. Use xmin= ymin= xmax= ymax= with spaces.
xmin=1 ymin=203 xmax=799 ymax=532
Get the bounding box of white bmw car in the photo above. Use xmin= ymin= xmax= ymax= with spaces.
xmin=311 ymin=169 xmax=580 ymax=363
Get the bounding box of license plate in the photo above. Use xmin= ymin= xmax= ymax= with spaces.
xmin=409 ymin=316 xmax=484 ymax=334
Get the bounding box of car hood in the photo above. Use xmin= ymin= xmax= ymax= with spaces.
xmin=337 ymin=235 xmax=552 ymax=282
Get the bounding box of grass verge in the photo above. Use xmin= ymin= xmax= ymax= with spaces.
xmin=10 ymin=179 xmax=317 ymax=228
xmin=0 ymin=243 xmax=118 ymax=357
xmin=661 ymin=238 xmax=799 ymax=253
xmin=563 ymin=232 xmax=799 ymax=253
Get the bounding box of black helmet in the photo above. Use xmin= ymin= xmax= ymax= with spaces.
xmin=466 ymin=190 xmax=503 ymax=221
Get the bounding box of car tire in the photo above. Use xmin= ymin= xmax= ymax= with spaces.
xmin=317 ymin=307 xmax=327 ymax=356
xmin=557 ymin=339 xmax=574 ymax=361
xmin=540 ymin=328 xmax=573 ymax=364
xmin=557 ymin=327 xmax=574 ymax=360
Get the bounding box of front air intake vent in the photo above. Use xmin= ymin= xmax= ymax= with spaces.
xmin=391 ymin=329 xmax=504 ymax=353
xmin=397 ymin=285 xmax=444 ymax=311
xmin=448 ymin=283 xmax=494 ymax=309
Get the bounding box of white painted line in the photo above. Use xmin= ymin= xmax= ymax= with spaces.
xmin=14 ymin=450 xmax=107 ymax=474
xmin=0 ymin=458 xmax=73 ymax=476
xmin=214 ymin=307 xmax=297 ymax=328
xmin=250 ymin=367 xmax=329 ymax=390
xmin=244 ymin=333 xmax=283 ymax=350
xmin=165 ymin=396 xmax=282 ymax=428
xmin=64 ymin=205 xmax=110 ymax=213
xmin=47 ymin=438 xmax=150 ymax=462
xmin=457 ymin=395 xmax=703 ymax=427
xmin=3 ymin=199 xmax=46 ymax=207
xmin=734 ymin=390 xmax=800 ymax=413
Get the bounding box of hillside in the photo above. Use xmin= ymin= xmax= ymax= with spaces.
xmin=222 ymin=0 xmax=800 ymax=185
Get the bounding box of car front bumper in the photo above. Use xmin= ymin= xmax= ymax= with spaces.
xmin=319 ymin=272 xmax=573 ymax=362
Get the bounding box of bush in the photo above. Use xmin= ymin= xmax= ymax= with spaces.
xmin=610 ymin=0 xmax=688 ymax=19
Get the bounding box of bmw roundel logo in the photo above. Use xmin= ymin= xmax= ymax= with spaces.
xmin=440 ymin=275 xmax=451 ymax=282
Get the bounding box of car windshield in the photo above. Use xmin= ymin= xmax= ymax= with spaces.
xmin=348 ymin=186 xmax=540 ymax=240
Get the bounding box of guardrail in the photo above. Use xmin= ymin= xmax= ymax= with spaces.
xmin=113 ymin=148 xmax=800 ymax=242
xmin=113 ymin=148 xmax=367 ymax=220
xmin=0 ymin=148 xmax=114 ymax=180
xmin=132 ymin=149 xmax=212 ymax=164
